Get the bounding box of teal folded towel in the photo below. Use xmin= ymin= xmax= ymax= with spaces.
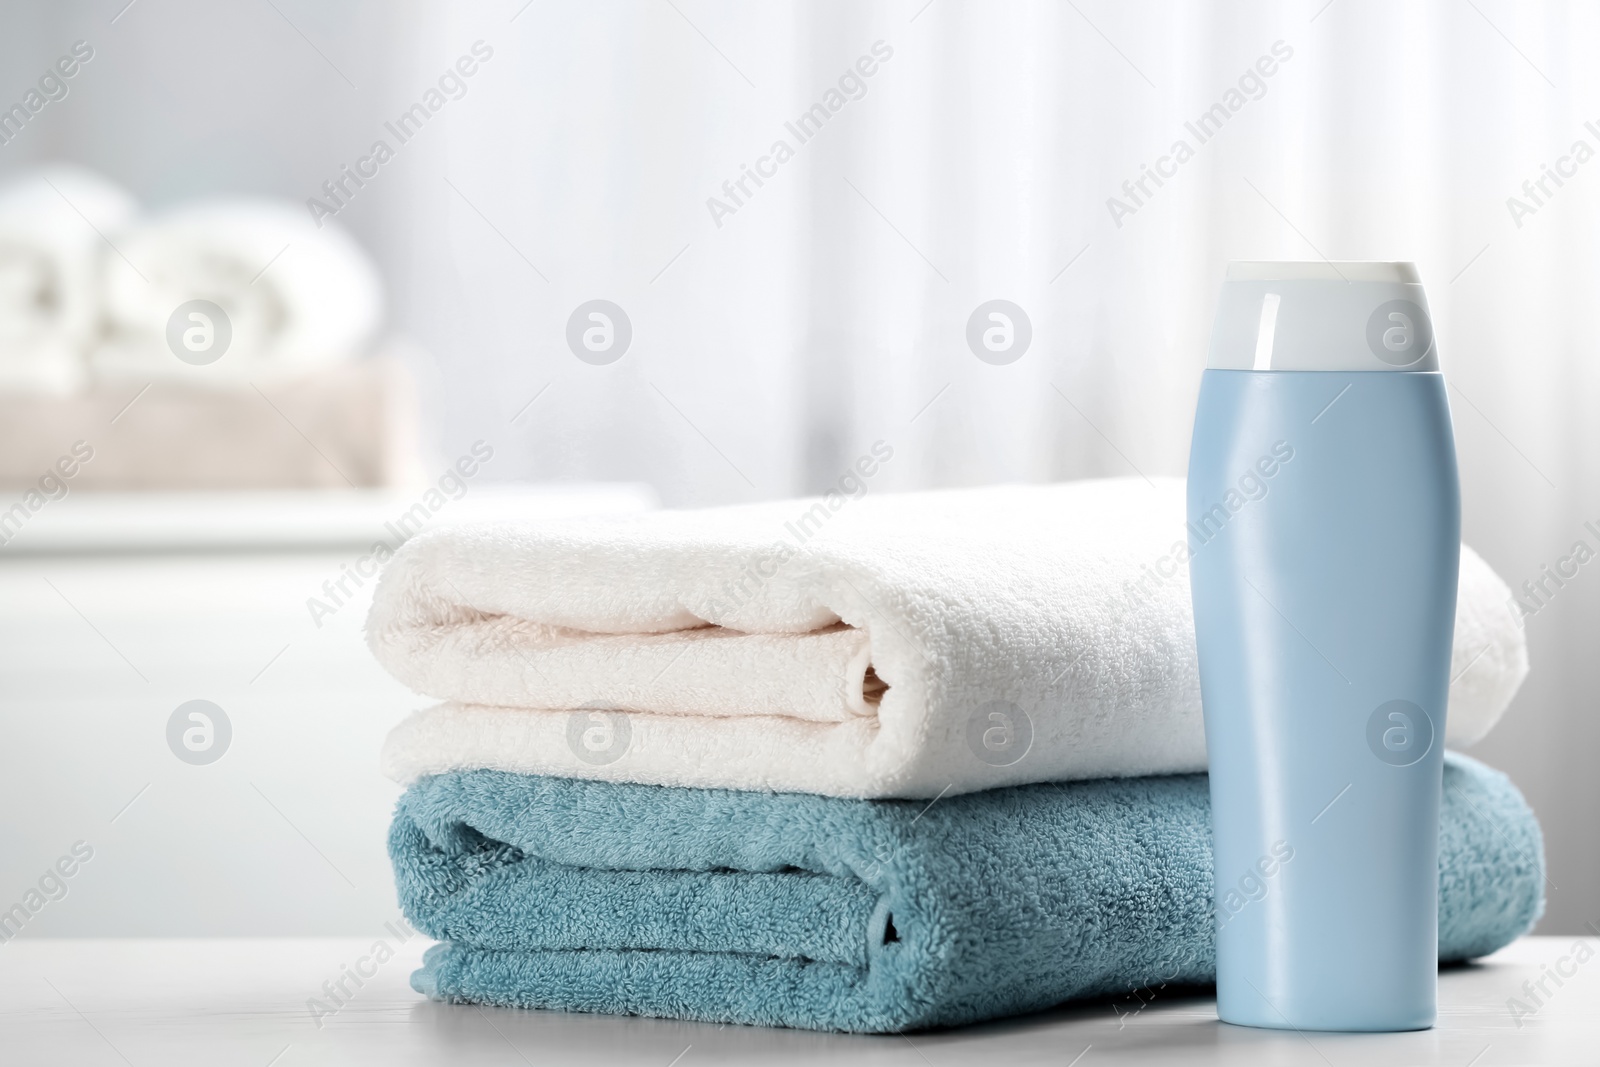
xmin=390 ymin=752 xmax=1543 ymax=1033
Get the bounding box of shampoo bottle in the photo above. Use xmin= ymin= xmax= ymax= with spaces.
xmin=1187 ymin=261 xmax=1459 ymax=1031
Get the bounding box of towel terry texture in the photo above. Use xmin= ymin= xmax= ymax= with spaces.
xmin=369 ymin=478 xmax=1529 ymax=798
xmin=390 ymin=752 xmax=1543 ymax=1033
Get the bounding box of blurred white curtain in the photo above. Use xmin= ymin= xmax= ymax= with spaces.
xmin=400 ymin=0 xmax=1587 ymax=505
xmin=400 ymin=0 xmax=1599 ymax=930
xmin=407 ymin=0 xmax=1596 ymax=516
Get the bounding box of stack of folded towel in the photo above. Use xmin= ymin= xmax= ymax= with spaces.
xmin=369 ymin=477 xmax=1545 ymax=1032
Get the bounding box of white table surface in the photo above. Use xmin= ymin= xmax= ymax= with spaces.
xmin=1 ymin=937 xmax=1594 ymax=1065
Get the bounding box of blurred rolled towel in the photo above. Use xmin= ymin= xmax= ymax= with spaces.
xmin=93 ymin=198 xmax=382 ymax=383
xmin=0 ymin=166 xmax=136 ymax=392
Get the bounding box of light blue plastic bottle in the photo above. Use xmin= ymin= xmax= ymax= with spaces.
xmin=1187 ymin=262 xmax=1460 ymax=1031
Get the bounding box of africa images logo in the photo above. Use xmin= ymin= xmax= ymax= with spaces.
xmin=166 ymin=299 xmax=232 ymax=365
xmin=966 ymin=700 xmax=1033 ymax=767
xmin=566 ymin=300 xmax=632 ymax=365
xmin=166 ymin=700 xmax=232 ymax=765
xmin=1365 ymin=300 xmax=1433 ymax=367
xmin=566 ymin=707 xmax=632 ymax=766
xmin=1365 ymin=700 xmax=1434 ymax=767
xmin=966 ymin=300 xmax=1032 ymax=365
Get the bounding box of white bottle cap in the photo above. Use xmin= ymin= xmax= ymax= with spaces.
xmin=1207 ymin=261 xmax=1439 ymax=371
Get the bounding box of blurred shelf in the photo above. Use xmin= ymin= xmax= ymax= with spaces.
xmin=0 ymin=484 xmax=657 ymax=554
xmin=0 ymin=481 xmax=657 ymax=938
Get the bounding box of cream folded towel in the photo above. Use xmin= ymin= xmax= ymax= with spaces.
xmin=368 ymin=478 xmax=1528 ymax=799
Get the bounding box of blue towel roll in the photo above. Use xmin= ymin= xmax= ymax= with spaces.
xmin=390 ymin=752 xmax=1543 ymax=1032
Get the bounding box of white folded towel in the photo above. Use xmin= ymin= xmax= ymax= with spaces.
xmin=0 ymin=166 xmax=135 ymax=392
xmin=93 ymin=198 xmax=382 ymax=383
xmin=368 ymin=478 xmax=1529 ymax=799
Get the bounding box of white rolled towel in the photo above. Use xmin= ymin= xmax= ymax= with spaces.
xmin=0 ymin=166 xmax=135 ymax=392
xmin=93 ymin=198 xmax=382 ymax=383
xmin=367 ymin=478 xmax=1529 ymax=799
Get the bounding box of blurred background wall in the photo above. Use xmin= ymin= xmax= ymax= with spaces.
xmin=0 ymin=0 xmax=1593 ymax=934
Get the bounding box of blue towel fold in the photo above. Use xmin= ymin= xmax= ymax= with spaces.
xmin=390 ymin=752 xmax=1543 ymax=1032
